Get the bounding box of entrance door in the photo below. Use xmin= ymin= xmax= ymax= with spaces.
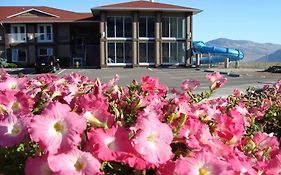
xmin=74 ymin=37 xmax=86 ymax=67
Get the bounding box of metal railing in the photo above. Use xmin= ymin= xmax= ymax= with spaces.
xmin=9 ymin=33 xmax=27 ymax=43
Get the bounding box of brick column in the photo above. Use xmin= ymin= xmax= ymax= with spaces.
xmin=155 ymin=12 xmax=161 ymax=67
xmin=132 ymin=12 xmax=138 ymax=67
xmin=99 ymin=12 xmax=106 ymax=68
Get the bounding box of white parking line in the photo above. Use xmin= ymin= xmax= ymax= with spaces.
xmin=148 ymin=68 xmax=153 ymax=71
xmin=57 ymin=69 xmax=66 ymax=75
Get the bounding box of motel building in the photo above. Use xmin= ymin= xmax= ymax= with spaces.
xmin=0 ymin=0 xmax=201 ymax=68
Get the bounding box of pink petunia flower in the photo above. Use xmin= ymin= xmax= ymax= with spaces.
xmin=86 ymin=125 xmax=135 ymax=161
xmin=0 ymin=76 xmax=28 ymax=91
xmin=206 ymin=72 xmax=227 ymax=90
xmin=48 ymin=148 xmax=101 ymax=175
xmin=28 ymin=102 xmax=86 ymax=154
xmin=0 ymin=114 xmax=27 ymax=147
xmin=25 ymin=155 xmax=53 ymax=175
xmin=174 ymin=151 xmax=230 ymax=175
xmin=0 ymin=90 xmax=31 ymax=116
xmin=132 ymin=112 xmax=173 ymax=165
xmin=181 ymin=79 xmax=200 ymax=92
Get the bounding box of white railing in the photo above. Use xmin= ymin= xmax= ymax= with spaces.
xmin=36 ymin=33 xmax=53 ymax=42
xmin=9 ymin=33 xmax=27 ymax=43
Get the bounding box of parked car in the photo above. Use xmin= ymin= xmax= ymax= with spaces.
xmin=35 ymin=56 xmax=60 ymax=73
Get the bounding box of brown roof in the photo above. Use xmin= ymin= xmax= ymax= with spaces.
xmin=0 ymin=6 xmax=95 ymax=23
xmin=92 ymin=0 xmax=201 ymax=14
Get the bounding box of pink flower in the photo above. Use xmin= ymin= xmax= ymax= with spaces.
xmin=266 ymin=152 xmax=281 ymax=175
xmin=0 ymin=68 xmax=10 ymax=81
xmin=0 ymin=90 xmax=31 ymax=116
xmin=86 ymin=125 xmax=135 ymax=161
xmin=206 ymin=72 xmax=227 ymax=90
xmin=28 ymin=102 xmax=86 ymax=154
xmin=25 ymin=155 xmax=53 ymax=175
xmin=0 ymin=76 xmax=27 ymax=91
xmin=79 ymin=94 xmax=114 ymax=127
xmin=140 ymin=76 xmax=167 ymax=96
xmin=0 ymin=114 xmax=27 ymax=147
xmin=233 ymin=88 xmax=241 ymax=98
xmin=132 ymin=112 xmax=173 ymax=165
xmin=48 ymin=148 xmax=101 ymax=175
xmin=181 ymin=79 xmax=200 ymax=92
xmin=174 ymin=151 xmax=230 ymax=175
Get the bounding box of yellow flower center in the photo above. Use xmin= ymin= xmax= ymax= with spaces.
xmin=11 ymin=102 xmax=21 ymax=111
xmin=11 ymin=125 xmax=21 ymax=136
xmin=74 ymin=159 xmax=85 ymax=172
xmin=147 ymin=134 xmax=156 ymax=142
xmin=199 ymin=168 xmax=210 ymax=175
xmin=53 ymin=122 xmax=64 ymax=132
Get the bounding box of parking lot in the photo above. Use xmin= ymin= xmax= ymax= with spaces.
xmin=6 ymin=67 xmax=280 ymax=98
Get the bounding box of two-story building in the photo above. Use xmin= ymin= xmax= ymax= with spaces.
xmin=0 ymin=0 xmax=201 ymax=68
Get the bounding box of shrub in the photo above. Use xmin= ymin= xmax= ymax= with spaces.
xmin=0 ymin=69 xmax=280 ymax=175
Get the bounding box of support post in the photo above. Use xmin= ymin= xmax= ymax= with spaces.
xmin=99 ymin=12 xmax=106 ymax=68
xmin=155 ymin=12 xmax=161 ymax=67
xmin=224 ymin=57 xmax=229 ymax=68
xmin=195 ymin=54 xmax=200 ymax=67
xmin=235 ymin=61 xmax=240 ymax=68
xmin=132 ymin=12 xmax=138 ymax=67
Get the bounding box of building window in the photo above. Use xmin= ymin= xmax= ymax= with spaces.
xmin=37 ymin=24 xmax=53 ymax=42
xmin=38 ymin=48 xmax=53 ymax=57
xmin=107 ymin=42 xmax=132 ymax=64
xmin=10 ymin=24 xmax=26 ymax=43
xmin=162 ymin=42 xmax=186 ymax=64
xmin=162 ymin=17 xmax=186 ymax=38
xmin=139 ymin=17 xmax=155 ymax=38
xmin=107 ymin=17 xmax=132 ymax=38
xmin=12 ymin=48 xmax=27 ymax=62
xmin=139 ymin=42 xmax=155 ymax=64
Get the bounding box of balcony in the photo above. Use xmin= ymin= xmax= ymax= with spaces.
xmin=36 ymin=33 xmax=54 ymax=43
xmin=9 ymin=33 xmax=27 ymax=43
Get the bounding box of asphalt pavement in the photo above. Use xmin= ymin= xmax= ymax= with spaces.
xmin=5 ymin=67 xmax=280 ymax=98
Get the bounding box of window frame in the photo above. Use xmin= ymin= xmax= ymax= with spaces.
xmin=139 ymin=16 xmax=155 ymax=39
xmin=106 ymin=16 xmax=132 ymax=39
xmin=37 ymin=24 xmax=53 ymax=42
xmin=161 ymin=42 xmax=186 ymax=65
xmin=162 ymin=17 xmax=186 ymax=40
xmin=38 ymin=48 xmax=53 ymax=57
xmin=11 ymin=48 xmax=27 ymax=62
xmin=10 ymin=24 xmax=27 ymax=43
xmin=107 ymin=42 xmax=132 ymax=65
xmin=139 ymin=42 xmax=155 ymax=65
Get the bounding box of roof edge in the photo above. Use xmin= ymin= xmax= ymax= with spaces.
xmin=7 ymin=8 xmax=60 ymax=19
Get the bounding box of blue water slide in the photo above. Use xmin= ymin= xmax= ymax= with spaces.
xmin=192 ymin=41 xmax=244 ymax=64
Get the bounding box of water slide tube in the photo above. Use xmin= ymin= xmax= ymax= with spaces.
xmin=192 ymin=41 xmax=244 ymax=64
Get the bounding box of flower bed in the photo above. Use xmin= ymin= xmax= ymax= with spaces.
xmin=0 ymin=69 xmax=280 ymax=175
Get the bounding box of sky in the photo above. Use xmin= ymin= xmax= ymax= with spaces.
xmin=1 ymin=0 xmax=281 ymax=44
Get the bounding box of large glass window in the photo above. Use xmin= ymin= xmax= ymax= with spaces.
xmin=139 ymin=42 xmax=155 ymax=63
xmin=10 ymin=24 xmax=26 ymax=43
xmin=12 ymin=48 xmax=27 ymax=62
xmin=37 ymin=24 xmax=53 ymax=42
xmin=139 ymin=17 xmax=155 ymax=38
xmin=107 ymin=42 xmax=132 ymax=64
xmin=162 ymin=42 xmax=186 ymax=64
xmin=107 ymin=17 xmax=132 ymax=38
xmin=162 ymin=17 xmax=186 ymax=38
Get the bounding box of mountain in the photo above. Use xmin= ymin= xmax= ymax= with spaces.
xmin=206 ymin=38 xmax=281 ymax=62
xmin=258 ymin=49 xmax=281 ymax=62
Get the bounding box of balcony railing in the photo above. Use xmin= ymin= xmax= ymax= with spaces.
xmin=9 ymin=33 xmax=27 ymax=43
xmin=36 ymin=33 xmax=53 ymax=42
